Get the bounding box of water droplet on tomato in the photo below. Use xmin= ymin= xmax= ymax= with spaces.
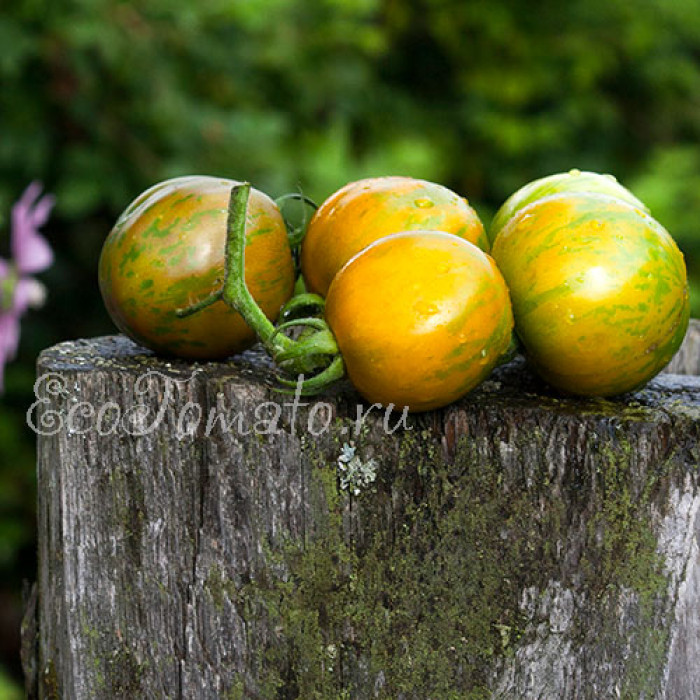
xmin=478 ymin=349 xmax=489 ymax=365
xmin=568 ymin=168 xmax=581 ymax=176
xmin=566 ymin=311 xmax=576 ymax=324
xmin=414 ymin=198 xmax=434 ymax=209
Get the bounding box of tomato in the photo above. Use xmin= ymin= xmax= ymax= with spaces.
xmin=491 ymin=192 xmax=690 ymax=396
xmin=489 ymin=169 xmax=649 ymax=244
xmin=98 ymin=176 xmax=295 ymax=359
xmin=324 ymin=230 xmax=513 ymax=412
xmin=301 ymin=176 xmax=488 ymax=296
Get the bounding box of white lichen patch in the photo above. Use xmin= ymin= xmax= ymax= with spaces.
xmin=337 ymin=443 xmax=378 ymax=496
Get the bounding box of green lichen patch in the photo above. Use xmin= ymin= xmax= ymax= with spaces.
xmin=573 ymin=438 xmax=670 ymax=699
xmin=236 ymin=435 xmax=550 ymax=698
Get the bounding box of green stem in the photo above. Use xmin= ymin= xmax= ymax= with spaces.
xmin=275 ymin=192 xmax=318 ymax=209
xmin=219 ymin=183 xmax=294 ymax=356
xmin=176 ymin=183 xmax=345 ymax=396
xmin=175 ymin=290 xmax=222 ymax=318
xmin=280 ymin=292 xmax=325 ymax=321
xmin=275 ymin=192 xmax=318 ymax=251
xmin=277 ymin=356 xmax=346 ymax=395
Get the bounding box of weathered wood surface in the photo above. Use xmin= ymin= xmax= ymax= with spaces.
xmin=30 ymin=320 xmax=699 ymax=699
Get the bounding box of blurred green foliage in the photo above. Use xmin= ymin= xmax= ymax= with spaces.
xmin=0 ymin=665 xmax=23 ymax=700
xmin=1 ymin=0 xmax=700 ymax=687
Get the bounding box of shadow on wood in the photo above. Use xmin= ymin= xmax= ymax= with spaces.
xmin=27 ymin=320 xmax=699 ymax=699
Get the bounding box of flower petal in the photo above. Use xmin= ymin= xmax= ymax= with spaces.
xmin=0 ymin=312 xmax=22 ymax=391
xmin=13 ymin=277 xmax=45 ymax=314
xmin=13 ymin=232 xmax=54 ymax=274
xmin=11 ymin=182 xmax=55 ymax=274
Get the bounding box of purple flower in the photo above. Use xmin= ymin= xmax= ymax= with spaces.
xmin=0 ymin=182 xmax=54 ymax=391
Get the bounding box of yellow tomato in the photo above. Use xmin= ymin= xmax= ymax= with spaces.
xmin=491 ymin=192 xmax=690 ymax=396
xmin=301 ymin=176 xmax=488 ymax=296
xmin=325 ymin=230 xmax=513 ymax=412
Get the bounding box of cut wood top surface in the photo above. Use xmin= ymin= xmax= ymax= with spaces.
xmin=36 ymin=320 xmax=700 ymax=420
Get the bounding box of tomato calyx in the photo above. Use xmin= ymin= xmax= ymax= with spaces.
xmin=177 ymin=183 xmax=345 ymax=394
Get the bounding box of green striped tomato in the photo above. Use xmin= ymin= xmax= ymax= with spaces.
xmin=99 ymin=176 xmax=295 ymax=359
xmin=489 ymin=169 xmax=649 ymax=244
xmin=491 ymin=192 xmax=689 ymax=396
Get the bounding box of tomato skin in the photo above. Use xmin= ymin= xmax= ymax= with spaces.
xmin=301 ymin=176 xmax=488 ymax=297
xmin=99 ymin=176 xmax=295 ymax=359
xmin=489 ymin=170 xmax=649 ymax=244
xmin=325 ymin=231 xmax=513 ymax=412
xmin=491 ymin=192 xmax=690 ymax=396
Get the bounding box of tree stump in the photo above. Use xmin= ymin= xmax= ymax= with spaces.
xmin=28 ymin=320 xmax=699 ymax=699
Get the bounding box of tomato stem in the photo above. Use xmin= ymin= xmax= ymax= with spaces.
xmin=175 ymin=183 xmax=291 ymax=353
xmin=273 ymin=322 xmax=339 ymax=366
xmin=175 ymin=290 xmax=222 ymax=318
xmin=176 ymin=183 xmax=346 ymax=395
xmin=277 ymin=356 xmax=346 ymax=395
xmin=275 ymin=192 xmax=318 ymax=251
xmin=219 ymin=183 xmax=293 ymax=356
xmin=279 ymin=292 xmax=326 ymax=321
